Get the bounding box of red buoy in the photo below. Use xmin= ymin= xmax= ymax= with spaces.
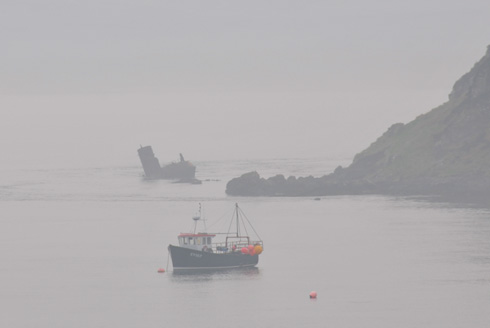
xmin=309 ymin=291 xmax=317 ymax=299
xmin=157 ymin=268 xmax=165 ymax=273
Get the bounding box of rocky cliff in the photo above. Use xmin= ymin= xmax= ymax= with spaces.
xmin=226 ymin=46 xmax=490 ymax=198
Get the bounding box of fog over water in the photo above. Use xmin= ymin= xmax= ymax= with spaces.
xmin=2 ymin=2 xmax=490 ymax=327
xmin=2 ymin=160 xmax=490 ymax=328
xmin=2 ymin=0 xmax=490 ymax=169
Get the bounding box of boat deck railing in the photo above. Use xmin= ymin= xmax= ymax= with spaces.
xmin=210 ymin=240 xmax=263 ymax=253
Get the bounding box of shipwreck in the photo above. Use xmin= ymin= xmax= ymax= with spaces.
xmin=137 ymin=146 xmax=199 ymax=183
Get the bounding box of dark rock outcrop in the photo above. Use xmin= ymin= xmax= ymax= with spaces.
xmin=226 ymin=46 xmax=490 ymax=199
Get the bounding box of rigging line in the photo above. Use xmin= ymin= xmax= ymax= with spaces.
xmin=207 ymin=207 xmax=235 ymax=230
xmin=241 ymin=218 xmax=250 ymax=238
xmin=239 ymin=209 xmax=250 ymax=238
xmin=239 ymin=207 xmax=262 ymax=241
xmin=226 ymin=207 xmax=235 ymax=236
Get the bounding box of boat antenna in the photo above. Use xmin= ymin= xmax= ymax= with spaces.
xmin=192 ymin=203 xmax=202 ymax=234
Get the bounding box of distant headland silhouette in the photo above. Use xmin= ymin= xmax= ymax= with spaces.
xmin=226 ymin=45 xmax=490 ymax=202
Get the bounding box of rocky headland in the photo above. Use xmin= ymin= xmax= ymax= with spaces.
xmin=226 ymin=46 xmax=490 ymax=200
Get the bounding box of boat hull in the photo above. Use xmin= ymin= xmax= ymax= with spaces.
xmin=168 ymin=245 xmax=259 ymax=270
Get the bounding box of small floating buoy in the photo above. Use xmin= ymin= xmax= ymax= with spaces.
xmin=309 ymin=291 xmax=317 ymax=299
xmin=157 ymin=268 xmax=166 ymax=273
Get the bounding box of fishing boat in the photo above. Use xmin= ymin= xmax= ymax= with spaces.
xmin=168 ymin=204 xmax=264 ymax=271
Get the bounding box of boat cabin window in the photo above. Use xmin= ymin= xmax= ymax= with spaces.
xmin=179 ymin=236 xmax=213 ymax=245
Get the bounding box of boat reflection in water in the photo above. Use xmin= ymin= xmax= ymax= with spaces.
xmin=168 ymin=204 xmax=264 ymax=272
xmin=170 ymin=267 xmax=260 ymax=280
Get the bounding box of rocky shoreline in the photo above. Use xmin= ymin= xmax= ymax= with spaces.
xmin=226 ymin=171 xmax=490 ymax=199
xmin=226 ymin=45 xmax=490 ymax=200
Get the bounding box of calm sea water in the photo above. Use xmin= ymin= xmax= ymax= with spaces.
xmin=1 ymin=158 xmax=490 ymax=327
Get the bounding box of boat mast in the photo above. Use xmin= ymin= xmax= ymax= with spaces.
xmin=202 ymin=205 xmax=207 ymax=231
xmin=236 ymin=203 xmax=240 ymax=237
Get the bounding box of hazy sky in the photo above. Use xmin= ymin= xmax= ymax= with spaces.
xmin=1 ymin=0 xmax=490 ymax=169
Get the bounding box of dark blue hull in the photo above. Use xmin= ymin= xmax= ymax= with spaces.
xmin=168 ymin=245 xmax=259 ymax=270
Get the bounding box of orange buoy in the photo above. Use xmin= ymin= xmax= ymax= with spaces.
xmin=309 ymin=291 xmax=317 ymax=299
xmin=157 ymin=268 xmax=166 ymax=273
